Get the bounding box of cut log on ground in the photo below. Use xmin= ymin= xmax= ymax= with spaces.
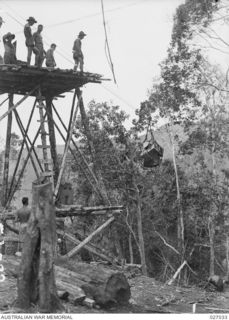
xmin=4 ymin=256 xmax=131 ymax=308
xmin=55 ymin=261 xmax=131 ymax=306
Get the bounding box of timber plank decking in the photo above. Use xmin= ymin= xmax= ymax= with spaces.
xmin=0 ymin=64 xmax=104 ymax=97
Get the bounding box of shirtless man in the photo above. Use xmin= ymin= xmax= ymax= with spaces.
xmin=15 ymin=197 xmax=31 ymax=254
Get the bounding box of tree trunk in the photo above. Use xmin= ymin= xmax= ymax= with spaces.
xmin=167 ymin=124 xmax=185 ymax=259
xmin=208 ymin=217 xmax=215 ymax=277
xmin=128 ymin=233 xmax=134 ymax=264
xmin=209 ymin=140 xmax=217 ymax=277
xmin=16 ymin=181 xmax=63 ymax=312
xmin=133 ymin=179 xmax=147 ymax=276
xmin=226 ymin=235 xmax=229 ymax=281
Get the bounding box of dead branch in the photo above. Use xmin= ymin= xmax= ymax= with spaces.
xmin=186 ymin=263 xmax=198 ymax=276
xmin=168 ymin=260 xmax=187 ymax=286
xmin=154 ymin=230 xmax=180 ymax=255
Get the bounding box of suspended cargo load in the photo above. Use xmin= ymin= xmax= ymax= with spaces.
xmin=141 ymin=131 xmax=163 ymax=168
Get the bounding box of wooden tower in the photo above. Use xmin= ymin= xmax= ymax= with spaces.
xmin=0 ymin=64 xmax=109 ymax=206
xmin=0 ymin=63 xmax=126 ymax=311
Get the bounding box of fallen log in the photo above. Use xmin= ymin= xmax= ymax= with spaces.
xmin=56 ymin=275 xmax=86 ymax=305
xmin=168 ymin=260 xmax=187 ymax=286
xmin=55 ymin=262 xmax=131 ymax=306
xmin=4 ymin=256 xmax=131 ymax=307
xmin=57 ymin=290 xmax=69 ymax=301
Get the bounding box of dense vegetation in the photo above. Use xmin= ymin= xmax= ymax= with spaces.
xmin=64 ymin=0 xmax=229 ymax=283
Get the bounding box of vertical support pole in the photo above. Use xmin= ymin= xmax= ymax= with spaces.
xmin=37 ymin=91 xmax=50 ymax=175
xmin=2 ymin=94 xmax=13 ymax=206
xmin=46 ymin=96 xmax=59 ymax=186
xmin=53 ymin=91 xmax=80 ymax=199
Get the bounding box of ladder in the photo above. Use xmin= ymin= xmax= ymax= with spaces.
xmin=36 ymin=94 xmax=54 ymax=184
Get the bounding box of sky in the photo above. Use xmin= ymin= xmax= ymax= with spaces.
xmin=0 ymin=0 xmax=186 ymax=147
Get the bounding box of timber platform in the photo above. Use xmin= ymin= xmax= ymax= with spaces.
xmin=0 ymin=64 xmax=106 ymax=97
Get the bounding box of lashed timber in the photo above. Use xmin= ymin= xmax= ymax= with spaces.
xmin=0 ymin=64 xmax=105 ymax=97
xmin=46 ymin=96 xmax=59 ymax=185
xmin=55 ymin=205 xmax=123 ymax=217
xmin=65 ymin=216 xmax=115 ymax=258
xmin=1 ymin=94 xmax=13 ymax=206
xmin=0 ymin=205 xmax=123 ymax=221
xmin=54 ymin=90 xmax=80 ymax=199
xmin=57 ymin=230 xmax=115 ymax=264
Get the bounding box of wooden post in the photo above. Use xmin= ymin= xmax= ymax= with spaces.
xmin=54 ymin=90 xmax=80 ymax=199
xmin=65 ymin=216 xmax=115 ymax=258
xmin=2 ymin=94 xmax=13 ymax=206
xmin=16 ymin=181 xmax=63 ymax=312
xmin=46 ymin=96 xmax=59 ymax=186
xmin=37 ymin=94 xmax=50 ymax=174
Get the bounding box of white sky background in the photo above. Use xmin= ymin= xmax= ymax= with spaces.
xmin=0 ymin=0 xmax=186 ymax=147
xmin=0 ymin=0 xmax=228 ymax=149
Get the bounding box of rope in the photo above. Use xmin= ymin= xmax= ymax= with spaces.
xmin=101 ymin=0 xmax=117 ymax=84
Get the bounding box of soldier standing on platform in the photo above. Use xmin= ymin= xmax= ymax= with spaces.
xmin=24 ymin=16 xmax=39 ymax=65
xmin=33 ymin=24 xmax=46 ymax=67
xmin=72 ymin=31 xmax=86 ymax=72
xmin=2 ymin=32 xmax=17 ymax=64
xmin=45 ymin=43 xmax=57 ymax=68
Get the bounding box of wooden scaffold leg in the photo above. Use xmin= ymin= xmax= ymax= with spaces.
xmin=46 ymin=96 xmax=59 ymax=186
xmin=1 ymin=94 xmax=13 ymax=207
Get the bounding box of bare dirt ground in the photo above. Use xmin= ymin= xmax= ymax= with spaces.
xmin=1 ymin=255 xmax=229 ymax=314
